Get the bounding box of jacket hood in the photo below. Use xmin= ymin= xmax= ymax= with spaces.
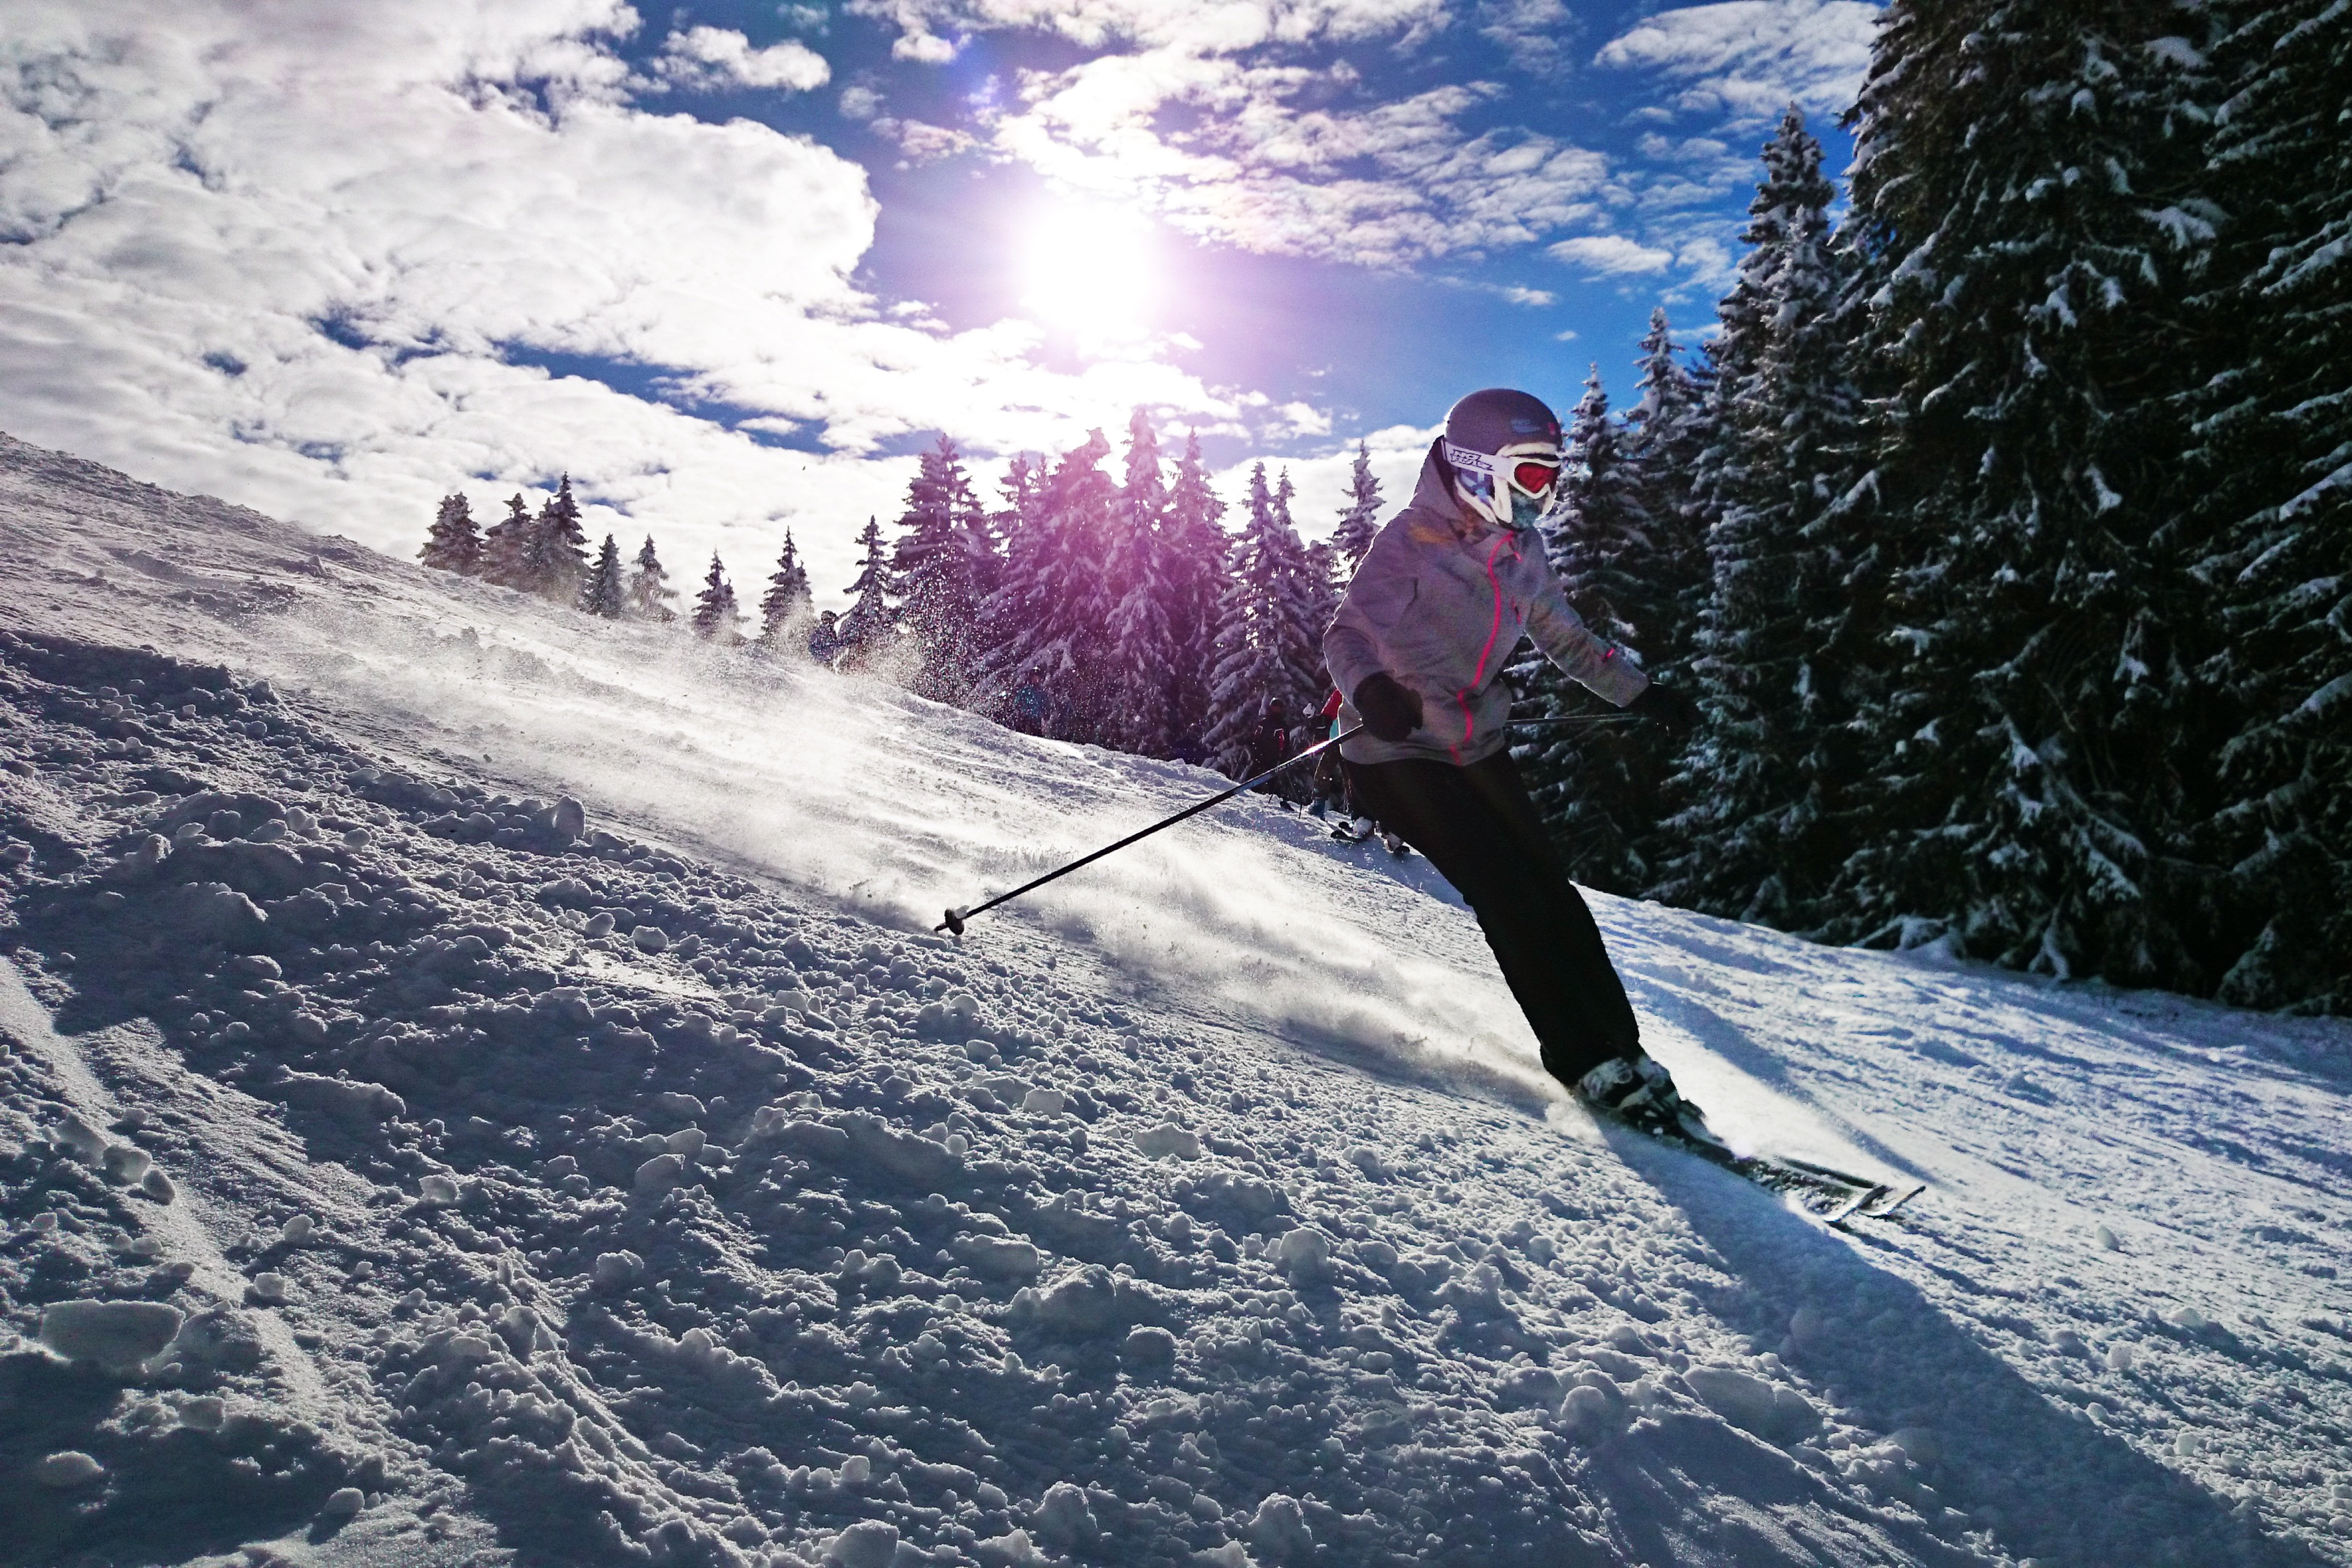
xmin=1410 ymin=438 xmax=1519 ymax=542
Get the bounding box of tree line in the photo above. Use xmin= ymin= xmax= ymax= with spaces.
xmin=418 ymin=420 xmax=1381 ymax=781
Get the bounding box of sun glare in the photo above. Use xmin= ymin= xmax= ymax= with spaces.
xmin=1018 ymin=204 xmax=1161 ymax=341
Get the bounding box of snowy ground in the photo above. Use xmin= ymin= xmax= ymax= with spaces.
xmin=2 ymin=428 xmax=2349 ymax=1568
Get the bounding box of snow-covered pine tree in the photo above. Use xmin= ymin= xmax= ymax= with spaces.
xmin=1657 ymin=107 xmax=1868 ymax=926
xmin=1159 ymin=433 xmax=1231 ymax=760
xmin=692 ymin=553 xmax=742 ymax=641
xmin=890 ymin=437 xmax=991 ymax=701
xmin=977 ymin=432 xmax=1117 ymax=742
xmin=1269 ymin=470 xmax=1327 ymax=708
xmin=520 ymin=474 xmax=590 ymax=601
xmin=1510 ymin=366 xmax=1684 ymax=895
xmin=1201 ymin=464 xmax=1325 ymax=780
xmin=1302 ymin=538 xmax=1343 ymax=670
xmin=580 ymin=534 xmax=626 ymax=618
xmin=420 ymin=493 xmax=483 ymax=575
xmin=481 ymin=495 xmax=533 ymax=589
xmin=2182 ymin=0 xmax=2351 ymax=1009
xmin=1330 ymin=440 xmax=1383 ymax=576
xmin=1622 ymin=308 xmax=1709 ymax=611
xmin=1103 ymin=410 xmax=1184 ymax=757
xmin=839 ymin=515 xmax=897 ymax=662
xmin=628 ymin=535 xmax=679 ymax=622
xmin=759 ymin=531 xmax=814 ymax=644
xmin=1828 ymin=0 xmax=2222 ymax=987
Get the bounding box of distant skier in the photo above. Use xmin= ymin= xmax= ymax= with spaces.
xmin=1323 ymin=387 xmax=1704 ymax=1137
xmin=807 ymin=610 xmax=845 ymax=667
xmin=1308 ymin=688 xmax=1347 ymax=821
xmin=1248 ymin=695 xmax=1300 ymax=800
xmin=1007 ymin=668 xmax=1050 ymax=735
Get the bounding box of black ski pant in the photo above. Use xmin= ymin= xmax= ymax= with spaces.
xmin=1344 ymin=749 xmax=1641 ymax=1087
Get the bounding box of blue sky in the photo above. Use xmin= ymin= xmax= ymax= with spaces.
xmin=0 ymin=0 xmax=1876 ymax=596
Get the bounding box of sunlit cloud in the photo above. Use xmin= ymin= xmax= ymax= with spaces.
xmin=989 ymin=57 xmax=1611 ymax=266
xmin=1548 ymin=234 xmax=1675 ymax=275
xmin=647 ymin=25 xmax=832 ymax=93
xmin=845 ymin=0 xmax=1452 ymax=57
xmin=1594 ymin=0 xmax=1879 ymax=127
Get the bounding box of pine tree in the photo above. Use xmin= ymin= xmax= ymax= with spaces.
xmin=978 ymin=432 xmax=1118 ymax=742
xmin=1659 ymin=108 xmax=1869 ymax=925
xmin=760 ymin=531 xmax=814 ymax=644
xmin=1201 ymin=464 xmax=1325 ymax=779
xmin=1160 ymin=433 xmax=1232 ymax=760
xmin=580 ymin=534 xmax=626 ymax=618
xmin=1302 ymin=538 xmax=1343 ymax=671
xmin=1828 ymin=1 xmax=2223 ymax=985
xmin=890 ymin=437 xmax=992 ymax=700
xmin=840 ymin=515 xmax=896 ymax=659
xmin=1330 ymin=440 xmax=1384 ymax=576
xmin=519 ymin=474 xmax=590 ymax=601
xmin=1623 ymin=308 xmax=1709 ymax=600
xmin=481 ymin=495 xmax=532 ymax=589
xmin=2182 ymin=0 xmax=2352 ymax=1008
xmin=1103 ymin=410 xmax=1184 ymax=756
xmin=1512 ymin=367 xmax=1686 ymax=894
xmin=692 ymin=553 xmax=742 ymax=641
xmin=627 ymin=535 xmax=678 ymax=622
xmin=420 ymin=493 xmax=483 ymax=575
xmin=1269 ymin=470 xmax=1327 ymax=704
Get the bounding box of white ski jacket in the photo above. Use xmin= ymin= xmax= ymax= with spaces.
xmin=1323 ymin=441 xmax=1650 ymax=767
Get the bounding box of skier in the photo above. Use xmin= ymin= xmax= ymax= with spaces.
xmin=1248 ymin=696 xmax=1298 ymax=800
xmin=807 ymin=610 xmax=845 ymax=667
xmin=1308 ymin=688 xmax=1348 ymax=821
xmin=1323 ymin=388 xmax=1705 ymax=1138
xmin=1007 ymin=667 xmax=1050 ymax=735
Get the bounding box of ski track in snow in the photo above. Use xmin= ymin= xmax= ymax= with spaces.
xmin=0 ymin=429 xmax=2349 ymax=1567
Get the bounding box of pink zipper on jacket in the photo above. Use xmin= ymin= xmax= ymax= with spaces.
xmin=1450 ymin=530 xmax=1521 ymax=763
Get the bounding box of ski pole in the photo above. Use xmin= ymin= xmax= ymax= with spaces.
xmin=938 ymin=724 xmax=1366 ymax=935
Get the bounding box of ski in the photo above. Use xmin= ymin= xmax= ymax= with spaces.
xmin=1635 ymin=1126 xmax=1924 ymax=1226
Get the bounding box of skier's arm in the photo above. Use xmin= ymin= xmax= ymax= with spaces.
xmin=1524 ymin=556 xmax=1649 ymax=707
xmin=1322 ymin=535 xmax=1413 ymax=703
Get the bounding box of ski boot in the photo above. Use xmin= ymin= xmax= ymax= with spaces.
xmin=1576 ymin=1054 xmax=1724 ymax=1152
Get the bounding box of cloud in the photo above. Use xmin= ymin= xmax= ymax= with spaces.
xmin=871 ymin=115 xmax=984 ymax=162
xmin=0 ymin=0 xmax=1252 ymax=599
xmin=1547 ymin=235 xmax=1674 ymax=274
xmin=989 ymin=56 xmax=1609 ymax=266
xmin=649 ymin=25 xmax=832 ymax=92
xmin=1595 ymin=0 xmax=1879 ymax=125
xmin=893 ymin=29 xmax=959 ymax=62
xmin=846 ymin=0 xmax=1451 ymax=57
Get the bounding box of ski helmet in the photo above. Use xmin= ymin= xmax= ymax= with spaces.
xmin=1440 ymin=387 xmax=1563 ymax=530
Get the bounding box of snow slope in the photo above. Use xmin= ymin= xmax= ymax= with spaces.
xmin=1 ymin=429 xmax=2349 ymax=1568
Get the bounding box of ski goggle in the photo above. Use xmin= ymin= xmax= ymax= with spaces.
xmin=1443 ymin=439 xmax=1562 ymax=526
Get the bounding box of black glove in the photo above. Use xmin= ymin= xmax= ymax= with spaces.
xmin=1625 ymin=680 xmax=1700 ymax=737
xmin=1353 ymin=672 xmax=1424 ymax=743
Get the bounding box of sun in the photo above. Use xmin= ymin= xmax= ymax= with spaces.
xmin=1018 ymin=204 xmax=1162 ymax=340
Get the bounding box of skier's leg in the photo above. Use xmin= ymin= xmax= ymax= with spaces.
xmin=1343 ymin=754 xmax=1641 ymax=1086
